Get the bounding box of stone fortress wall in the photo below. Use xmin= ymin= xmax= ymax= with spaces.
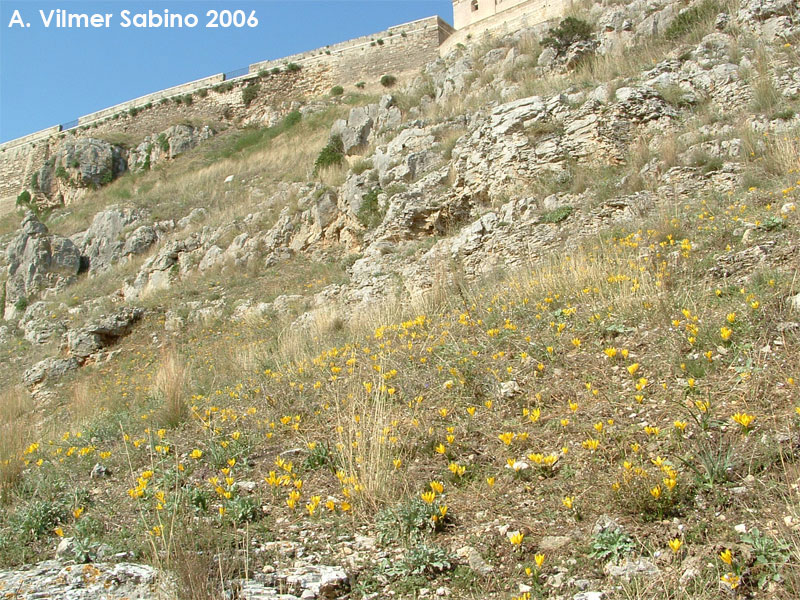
xmin=0 ymin=0 xmax=565 ymax=206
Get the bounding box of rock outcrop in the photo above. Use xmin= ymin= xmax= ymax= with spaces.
xmin=34 ymin=138 xmax=127 ymax=206
xmin=4 ymin=212 xmax=81 ymax=319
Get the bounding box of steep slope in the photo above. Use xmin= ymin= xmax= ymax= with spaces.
xmin=1 ymin=1 xmax=799 ymax=599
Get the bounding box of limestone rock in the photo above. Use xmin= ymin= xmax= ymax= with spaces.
xmin=129 ymin=124 xmax=214 ymax=171
xmin=35 ymin=138 xmax=127 ymax=205
xmin=4 ymin=212 xmax=81 ymax=319
xmin=76 ymin=207 xmax=156 ymax=275
xmin=23 ymin=356 xmax=80 ymax=386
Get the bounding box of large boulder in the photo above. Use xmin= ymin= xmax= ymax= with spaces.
xmin=4 ymin=213 xmax=81 ymax=319
xmin=66 ymin=307 xmax=144 ymax=359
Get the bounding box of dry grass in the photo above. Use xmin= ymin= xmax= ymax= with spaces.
xmin=0 ymin=387 xmax=31 ymax=503
xmin=153 ymin=347 xmax=191 ymax=429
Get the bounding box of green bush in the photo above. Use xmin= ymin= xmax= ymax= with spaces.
xmin=380 ymin=74 xmax=397 ymax=88
xmin=330 ymin=85 xmax=344 ymax=96
xmin=540 ymin=205 xmax=573 ymax=223
xmin=55 ymin=166 xmax=69 ymax=181
xmin=357 ymin=187 xmax=384 ymax=229
xmin=157 ymin=133 xmax=170 ymax=152
xmin=665 ymin=0 xmax=720 ymax=41
xmin=197 ymin=88 xmax=208 ymax=98
xmin=30 ymin=172 xmax=39 ymax=190
xmin=313 ymin=135 xmax=345 ymax=174
xmin=355 ymin=81 xmax=366 ymax=89
xmin=541 ymin=17 xmax=594 ymax=52
xmin=283 ymin=110 xmax=302 ymax=128
xmin=16 ymin=190 xmax=31 ymax=207
xmin=14 ymin=296 xmax=28 ymax=313
xmin=183 ymin=94 xmax=193 ymax=106
xmin=271 ymin=67 xmax=281 ymax=75
xmin=285 ymin=63 xmax=302 ymax=72
xmin=242 ymin=83 xmax=260 ymax=107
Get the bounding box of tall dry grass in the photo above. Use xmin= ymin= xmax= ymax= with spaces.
xmin=0 ymin=386 xmax=33 ymax=502
xmin=153 ymin=347 xmax=191 ymax=428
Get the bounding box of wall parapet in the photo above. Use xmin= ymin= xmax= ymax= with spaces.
xmin=0 ymin=125 xmax=62 ymax=153
xmin=249 ymin=16 xmax=453 ymax=74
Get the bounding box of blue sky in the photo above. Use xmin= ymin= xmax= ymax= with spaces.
xmin=0 ymin=0 xmax=452 ymax=142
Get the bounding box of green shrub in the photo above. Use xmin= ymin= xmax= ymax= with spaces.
xmin=664 ymin=0 xmax=720 ymax=41
xmin=14 ymin=297 xmax=28 ymax=313
xmin=183 ymin=94 xmax=193 ymax=106
xmin=540 ymin=205 xmax=573 ymax=223
xmin=128 ymin=106 xmax=140 ymax=117
xmin=242 ymin=83 xmax=260 ymax=107
xmin=283 ymin=110 xmax=302 ymax=128
xmin=380 ymin=74 xmax=397 ymax=88
xmin=541 ymin=17 xmax=594 ymax=53
xmin=355 ymin=81 xmax=366 ymax=89
xmin=197 ymin=88 xmax=208 ymax=98
xmin=285 ymin=63 xmax=301 ymax=72
xmin=16 ymin=190 xmax=31 ymax=207
xmin=330 ymin=85 xmax=344 ymax=96
xmin=357 ymin=187 xmax=384 ymax=229
xmin=157 ymin=133 xmax=170 ymax=152
xmin=100 ymin=171 xmax=114 ymax=186
xmin=314 ymin=135 xmax=345 ymax=174
xmin=55 ymin=166 xmax=69 ymax=181
xmin=271 ymin=67 xmax=281 ymax=75
xmin=351 ymin=158 xmax=373 ymax=175
xmin=30 ymin=172 xmax=39 ymax=190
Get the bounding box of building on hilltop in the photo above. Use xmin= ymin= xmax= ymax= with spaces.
xmin=452 ymin=0 xmax=538 ymax=29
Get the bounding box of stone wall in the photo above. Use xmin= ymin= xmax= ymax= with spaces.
xmin=250 ymin=16 xmax=453 ymax=87
xmin=442 ymin=0 xmax=571 ymax=54
xmin=0 ymin=16 xmax=452 ymax=208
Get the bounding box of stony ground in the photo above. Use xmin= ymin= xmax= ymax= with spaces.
xmin=1 ymin=1 xmax=799 ymax=599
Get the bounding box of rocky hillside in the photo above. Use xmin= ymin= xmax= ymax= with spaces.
xmin=1 ymin=1 xmax=799 ymax=599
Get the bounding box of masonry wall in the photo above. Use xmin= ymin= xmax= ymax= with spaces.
xmin=453 ymin=0 xmax=534 ymax=30
xmin=441 ymin=0 xmax=570 ymax=55
xmin=0 ymin=16 xmax=452 ymax=208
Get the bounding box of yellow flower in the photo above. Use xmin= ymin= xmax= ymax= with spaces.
xmin=534 ymin=553 xmax=545 ymax=568
xmin=719 ymin=548 xmax=733 ymax=565
xmin=562 ymin=496 xmax=574 ymax=510
xmin=668 ymin=538 xmax=682 ymax=553
xmin=498 ymin=432 xmax=515 ymax=445
xmin=421 ymin=491 xmax=436 ymax=504
xmin=731 ymin=412 xmax=755 ymax=430
xmin=73 ymin=507 xmax=84 ymax=520
xmin=54 ymin=527 xmax=64 ymax=537
xmin=604 ymin=347 xmax=617 ymax=359
xmin=190 ymin=449 xmax=203 ymax=459
xmin=721 ymin=572 xmax=740 ymax=589
xmin=720 ymin=326 xmax=732 ymax=341
xmin=486 ymin=477 xmax=495 ymax=487
xmin=726 ymin=312 xmax=736 ymax=323
xmin=508 ymin=531 xmax=524 ymax=546
xmin=674 ymin=420 xmax=687 ymax=432
xmin=435 ymin=443 xmax=446 ymax=454
xmin=650 ymin=485 xmax=662 ymax=499
xmin=627 ymin=363 xmax=639 ymax=375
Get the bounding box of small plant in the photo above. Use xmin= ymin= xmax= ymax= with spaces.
xmin=242 ymin=83 xmax=260 ymax=107
xmin=588 ymin=527 xmax=635 ymax=564
xmin=664 ymin=0 xmax=720 ymax=41
xmin=330 ymin=85 xmax=344 ymax=96
xmin=15 ymin=190 xmax=31 ymax=207
xmin=351 ymin=158 xmax=373 ymax=175
xmin=357 ymin=187 xmax=384 ymax=229
xmin=285 ymin=62 xmax=301 ymax=72
xmin=377 ymin=495 xmax=449 ymax=543
xmin=197 ymin=88 xmax=208 ymax=98
xmin=401 ymin=543 xmax=452 ymax=575
xmin=182 ymin=94 xmax=193 ymax=106
xmin=313 ymin=134 xmax=345 ymax=174
xmin=541 ymin=17 xmax=594 ymax=53
xmin=540 ymin=205 xmax=573 ymax=223
xmin=271 ymin=67 xmax=281 ymax=75
xmin=128 ymin=106 xmax=141 ymax=117
xmin=30 ymin=172 xmax=39 ymax=190
xmin=302 ymin=441 xmax=339 ymax=471
xmin=157 ymin=133 xmax=169 ymax=153
xmin=355 ymin=81 xmax=366 ymax=89
xmin=380 ymin=74 xmax=397 ymax=88
xmin=55 ymin=165 xmax=69 ymax=181
xmin=740 ymin=528 xmax=790 ymax=589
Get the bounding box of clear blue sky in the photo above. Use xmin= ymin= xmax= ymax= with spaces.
xmin=0 ymin=0 xmax=452 ymax=142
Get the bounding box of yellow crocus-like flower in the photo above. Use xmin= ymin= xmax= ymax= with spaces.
xmin=719 ymin=549 xmax=733 ymax=565
xmin=720 ymin=326 xmax=732 ymax=341
xmin=534 ymin=553 xmax=545 ymax=567
xmin=668 ymin=539 xmax=682 ymax=553
xmin=508 ymin=531 xmax=524 ymax=546
xmin=562 ymin=496 xmax=574 ymax=509
xmin=420 ymin=491 xmax=436 ymax=504
xmin=190 ymin=449 xmax=203 ymax=460
xmin=731 ymin=412 xmax=755 ymax=429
